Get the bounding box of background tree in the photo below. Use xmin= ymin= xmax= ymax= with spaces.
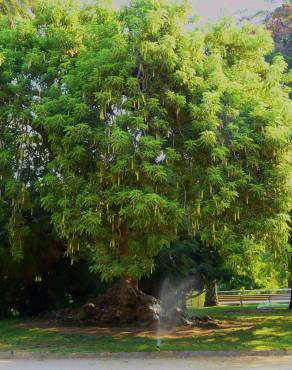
xmin=121 ymin=1 xmax=292 ymax=286
xmin=0 ymin=0 xmax=89 ymax=315
xmin=265 ymin=1 xmax=292 ymax=308
xmin=266 ymin=1 xmax=292 ymax=69
xmin=182 ymin=20 xmax=290 ymax=256
xmin=140 ymin=230 xmax=232 ymax=307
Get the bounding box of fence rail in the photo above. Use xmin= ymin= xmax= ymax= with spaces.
xmin=187 ymin=288 xmax=291 ymax=308
xmin=217 ymin=288 xmax=291 ymax=306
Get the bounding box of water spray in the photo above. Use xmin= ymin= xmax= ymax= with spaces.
xmin=156 ymin=338 xmax=161 ymax=351
xmin=156 ymin=314 xmax=162 ymax=351
xmin=155 ymin=276 xmax=203 ymax=352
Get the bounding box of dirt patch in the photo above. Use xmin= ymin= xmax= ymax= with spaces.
xmin=14 ymin=319 xmax=252 ymax=339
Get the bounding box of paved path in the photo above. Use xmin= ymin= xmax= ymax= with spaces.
xmin=0 ymin=357 xmax=291 ymax=370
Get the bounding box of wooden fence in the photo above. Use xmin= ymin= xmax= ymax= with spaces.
xmin=217 ymin=288 xmax=291 ymax=306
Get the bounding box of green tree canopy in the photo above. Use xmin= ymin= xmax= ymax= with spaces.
xmin=0 ymin=0 xmax=291 ymax=303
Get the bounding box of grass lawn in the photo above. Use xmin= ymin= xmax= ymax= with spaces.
xmin=0 ymin=305 xmax=291 ymax=353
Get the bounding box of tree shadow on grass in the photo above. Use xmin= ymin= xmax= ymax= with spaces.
xmin=0 ymin=313 xmax=292 ymax=352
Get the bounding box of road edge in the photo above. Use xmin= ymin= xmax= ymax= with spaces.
xmin=0 ymin=349 xmax=292 ymax=360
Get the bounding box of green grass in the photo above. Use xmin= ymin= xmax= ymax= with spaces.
xmin=190 ymin=303 xmax=288 ymax=316
xmin=0 ymin=305 xmax=291 ymax=353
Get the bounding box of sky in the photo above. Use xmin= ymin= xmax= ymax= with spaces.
xmin=113 ymin=0 xmax=284 ymax=22
xmin=192 ymin=0 xmax=283 ymax=22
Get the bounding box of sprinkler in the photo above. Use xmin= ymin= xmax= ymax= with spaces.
xmin=156 ymin=338 xmax=161 ymax=351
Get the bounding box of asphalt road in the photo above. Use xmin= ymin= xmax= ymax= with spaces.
xmin=0 ymin=357 xmax=291 ymax=370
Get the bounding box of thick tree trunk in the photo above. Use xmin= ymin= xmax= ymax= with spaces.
xmin=204 ymin=279 xmax=218 ymax=307
xmin=118 ymin=223 xmax=138 ymax=306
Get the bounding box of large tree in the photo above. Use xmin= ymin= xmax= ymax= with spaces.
xmin=38 ymin=2 xmax=185 ymax=304
xmin=1 ymin=0 xmax=291 ymax=308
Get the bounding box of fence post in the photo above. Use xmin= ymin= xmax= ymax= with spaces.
xmin=240 ymin=293 xmax=243 ymax=306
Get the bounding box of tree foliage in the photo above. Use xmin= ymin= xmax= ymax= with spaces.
xmin=0 ymin=0 xmax=291 ymax=291
xmin=266 ymin=2 xmax=292 ymax=68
